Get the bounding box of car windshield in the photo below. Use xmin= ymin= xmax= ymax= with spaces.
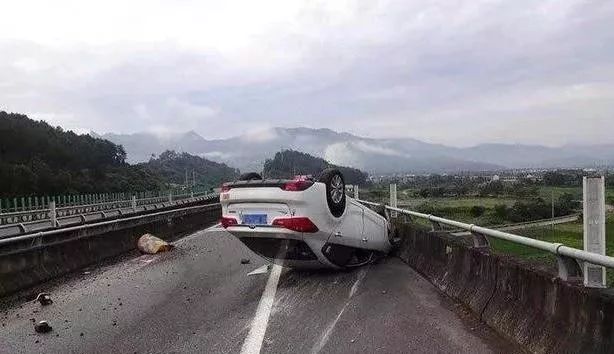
xmin=1 ymin=2 xmax=612 ymax=353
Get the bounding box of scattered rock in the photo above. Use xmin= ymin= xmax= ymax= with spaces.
xmin=381 ymin=290 xmax=387 ymax=294
xmin=36 ymin=293 xmax=53 ymax=306
xmin=34 ymin=321 xmax=52 ymax=334
xmin=137 ymin=234 xmax=174 ymax=254
xmin=80 ymin=332 xmax=84 ymax=337
xmin=240 ymin=258 xmax=251 ymax=264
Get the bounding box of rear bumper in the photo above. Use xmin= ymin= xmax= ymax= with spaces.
xmin=225 ymin=226 xmax=340 ymax=269
xmin=225 ymin=225 xmax=303 ymax=241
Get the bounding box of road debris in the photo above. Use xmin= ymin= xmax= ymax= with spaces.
xmin=240 ymin=258 xmax=251 ymax=264
xmin=137 ymin=234 xmax=174 ymax=254
xmin=34 ymin=321 xmax=52 ymax=333
xmin=36 ymin=293 xmax=53 ymax=306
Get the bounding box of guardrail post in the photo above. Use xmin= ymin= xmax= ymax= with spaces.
xmin=49 ymin=201 xmax=57 ymax=227
xmin=583 ymin=176 xmax=607 ymax=287
xmin=470 ymin=231 xmax=490 ymax=248
xmin=557 ymin=254 xmax=583 ymax=281
xmin=389 ymin=184 xmax=397 ymax=218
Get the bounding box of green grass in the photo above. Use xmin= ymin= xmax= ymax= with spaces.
xmin=398 ymin=197 xmax=517 ymax=209
xmin=538 ymin=186 xmax=582 ymax=200
xmin=488 ymin=216 xmax=614 ymax=285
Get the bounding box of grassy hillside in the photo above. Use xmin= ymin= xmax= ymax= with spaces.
xmin=262 ymin=149 xmax=368 ymax=185
xmin=141 ymin=150 xmax=239 ymax=189
xmin=0 ymin=112 xmax=237 ymax=197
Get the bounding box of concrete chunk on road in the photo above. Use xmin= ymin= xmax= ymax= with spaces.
xmin=36 ymin=293 xmax=53 ymax=306
xmin=137 ymin=234 xmax=174 ymax=254
xmin=34 ymin=321 xmax=53 ymax=334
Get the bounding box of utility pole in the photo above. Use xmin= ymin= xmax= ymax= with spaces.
xmin=192 ymin=170 xmax=196 ymax=187
xmin=551 ymin=190 xmax=555 ymax=238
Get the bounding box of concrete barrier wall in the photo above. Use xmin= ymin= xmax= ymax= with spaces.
xmin=0 ymin=204 xmax=221 ymax=297
xmin=395 ymin=223 xmax=614 ymax=354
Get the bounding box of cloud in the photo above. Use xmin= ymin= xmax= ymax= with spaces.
xmin=240 ymin=127 xmax=279 ymax=143
xmin=165 ymin=97 xmax=218 ymax=119
xmin=352 ymin=141 xmax=402 ymax=157
xmin=1 ymin=0 xmax=613 ymax=146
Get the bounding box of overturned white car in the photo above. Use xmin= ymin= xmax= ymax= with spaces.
xmin=220 ymin=169 xmax=395 ymax=269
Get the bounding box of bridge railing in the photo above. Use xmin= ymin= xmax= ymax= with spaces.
xmin=0 ymin=187 xmax=211 ymax=225
xmin=356 ymin=198 xmax=614 ymax=283
xmin=0 ymin=193 xmax=220 ymax=239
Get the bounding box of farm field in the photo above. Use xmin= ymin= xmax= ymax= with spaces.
xmin=488 ymin=216 xmax=614 ymax=285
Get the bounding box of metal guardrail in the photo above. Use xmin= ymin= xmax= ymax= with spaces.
xmin=0 ymin=202 xmax=222 ymax=248
xmin=0 ymin=193 xmax=220 ymax=239
xmin=356 ymin=198 xmax=614 ymax=281
xmin=0 ymin=187 xmax=212 ymax=217
xmin=0 ymin=191 xmax=209 ymax=226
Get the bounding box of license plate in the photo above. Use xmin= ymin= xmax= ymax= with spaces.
xmin=242 ymin=214 xmax=267 ymax=225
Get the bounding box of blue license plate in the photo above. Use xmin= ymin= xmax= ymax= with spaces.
xmin=242 ymin=214 xmax=267 ymax=225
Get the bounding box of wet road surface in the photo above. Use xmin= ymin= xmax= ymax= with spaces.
xmin=1 ymin=226 xmax=520 ymax=354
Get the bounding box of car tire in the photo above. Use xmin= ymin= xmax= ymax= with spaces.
xmin=239 ymin=172 xmax=262 ymax=181
xmin=318 ymin=168 xmax=346 ymax=217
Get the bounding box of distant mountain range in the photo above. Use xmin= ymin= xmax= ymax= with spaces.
xmin=94 ymin=127 xmax=614 ymax=174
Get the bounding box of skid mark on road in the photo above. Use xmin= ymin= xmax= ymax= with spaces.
xmin=240 ymin=264 xmax=283 ymax=354
xmin=173 ymin=223 xmax=221 ymax=245
xmin=311 ymin=267 xmax=369 ymax=354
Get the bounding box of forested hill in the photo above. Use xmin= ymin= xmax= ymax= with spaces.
xmin=141 ymin=151 xmax=239 ymax=187
xmin=262 ymin=150 xmax=369 ymax=185
xmin=0 ymin=112 xmax=237 ymax=197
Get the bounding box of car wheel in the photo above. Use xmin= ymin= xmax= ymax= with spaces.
xmin=239 ymin=172 xmax=262 ymax=181
xmin=318 ymin=168 xmax=346 ymax=217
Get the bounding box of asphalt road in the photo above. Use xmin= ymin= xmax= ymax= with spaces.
xmin=1 ymin=226 xmax=520 ymax=354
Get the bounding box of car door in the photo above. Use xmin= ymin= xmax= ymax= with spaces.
xmin=362 ymin=206 xmax=389 ymax=250
xmin=327 ymin=199 xmax=365 ymax=248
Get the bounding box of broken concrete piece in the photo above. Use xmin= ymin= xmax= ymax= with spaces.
xmin=36 ymin=293 xmax=53 ymax=306
xmin=137 ymin=234 xmax=174 ymax=254
xmin=34 ymin=321 xmax=52 ymax=333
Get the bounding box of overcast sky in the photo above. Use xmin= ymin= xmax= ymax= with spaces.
xmin=1 ymin=0 xmax=613 ymax=147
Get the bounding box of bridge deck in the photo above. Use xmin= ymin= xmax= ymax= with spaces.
xmin=1 ymin=227 xmax=519 ymax=353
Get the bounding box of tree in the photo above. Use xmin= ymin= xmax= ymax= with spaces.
xmin=556 ymin=192 xmax=580 ymax=215
xmin=0 ymin=112 xmax=237 ymax=197
xmin=493 ymin=204 xmax=508 ymax=220
xmin=263 ymin=150 xmax=368 ymax=185
xmin=470 ymin=205 xmax=486 ymax=218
